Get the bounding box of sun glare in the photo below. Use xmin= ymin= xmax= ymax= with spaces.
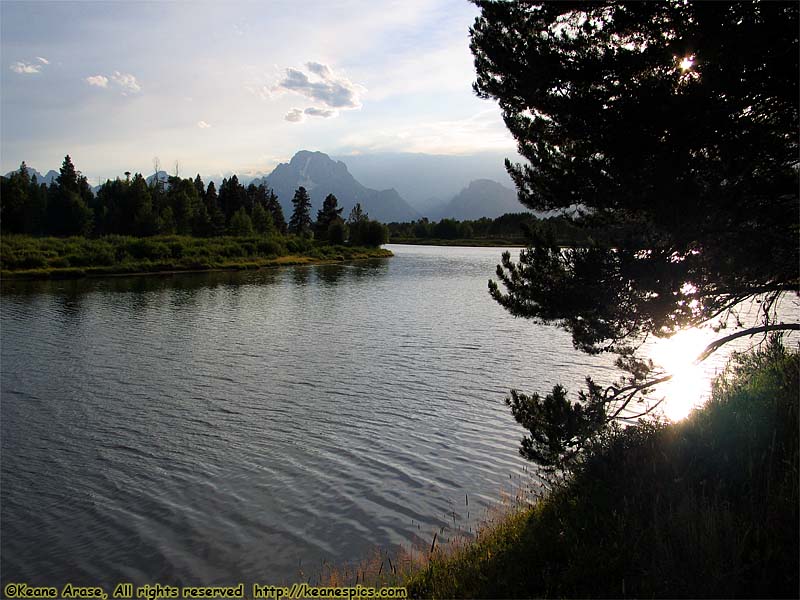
xmin=679 ymin=56 xmax=695 ymax=71
xmin=649 ymin=328 xmax=715 ymax=421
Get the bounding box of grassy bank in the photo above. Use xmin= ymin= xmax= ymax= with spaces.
xmin=317 ymin=340 xmax=792 ymax=597
xmin=402 ymin=339 xmax=799 ymax=598
xmin=0 ymin=234 xmax=392 ymax=279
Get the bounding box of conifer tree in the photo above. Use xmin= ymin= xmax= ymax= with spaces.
xmin=228 ymin=207 xmax=254 ymax=237
xmin=48 ymin=155 xmax=94 ymax=236
xmin=314 ymin=193 xmax=343 ymax=240
xmin=205 ymin=181 xmax=226 ymax=236
xmin=266 ymin=189 xmax=287 ymax=234
xmin=288 ymin=186 xmax=312 ymax=236
xmin=470 ymin=0 xmax=800 ymax=468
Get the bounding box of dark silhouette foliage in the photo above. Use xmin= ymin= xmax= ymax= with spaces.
xmin=288 ymin=186 xmax=313 ymax=237
xmin=470 ymin=0 xmax=800 ymax=467
xmin=327 ymin=218 xmax=347 ymax=245
xmin=0 ymin=156 xmax=291 ymax=240
xmin=315 ymin=193 xmax=344 ymax=240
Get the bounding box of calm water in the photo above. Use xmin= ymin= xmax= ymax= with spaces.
xmin=1 ymin=245 xmax=793 ymax=587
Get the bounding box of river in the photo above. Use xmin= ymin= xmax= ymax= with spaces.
xmin=1 ymin=244 xmax=794 ymax=587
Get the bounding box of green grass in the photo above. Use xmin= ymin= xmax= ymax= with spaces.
xmin=0 ymin=234 xmax=392 ymax=279
xmin=402 ymin=339 xmax=798 ymax=598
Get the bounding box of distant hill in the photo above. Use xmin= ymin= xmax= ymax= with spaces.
xmin=433 ymin=179 xmax=525 ymax=221
xmin=256 ymin=150 xmax=419 ymax=223
xmin=4 ymin=167 xmax=58 ymax=185
xmin=335 ymin=151 xmax=522 ymax=216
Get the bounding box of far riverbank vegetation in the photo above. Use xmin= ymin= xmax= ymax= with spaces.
xmin=1 ymin=157 xmax=390 ymax=279
xmin=386 ymin=212 xmax=642 ymax=247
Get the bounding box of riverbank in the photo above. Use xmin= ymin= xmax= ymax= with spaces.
xmin=401 ymin=339 xmax=798 ymax=598
xmin=0 ymin=234 xmax=392 ymax=280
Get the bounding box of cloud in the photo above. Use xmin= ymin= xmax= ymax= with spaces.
xmin=304 ymin=107 xmax=337 ymax=118
xmin=285 ymin=108 xmax=305 ymax=123
xmin=276 ymin=62 xmax=364 ymax=110
xmin=36 ymin=57 xmax=50 ymax=65
xmin=85 ymin=75 xmax=109 ymax=88
xmin=338 ymin=107 xmax=516 ymax=154
xmin=284 ymin=106 xmax=338 ymax=124
xmin=85 ymin=71 xmax=141 ymax=95
xmin=197 ymin=120 xmax=211 ymax=129
xmin=305 ymin=61 xmax=331 ymax=78
xmin=10 ymin=61 xmax=41 ymax=74
xmin=111 ymin=71 xmax=141 ymax=94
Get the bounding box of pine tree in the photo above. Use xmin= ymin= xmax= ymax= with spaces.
xmin=471 ymin=0 xmax=799 ymax=468
xmin=288 ymin=186 xmax=312 ymax=236
xmin=0 ymin=163 xmax=30 ymax=233
xmin=347 ymin=203 xmax=367 ymax=225
xmin=205 ymin=181 xmax=226 ymax=236
xmin=193 ymin=174 xmax=205 ymax=199
xmin=266 ymin=189 xmax=287 ymax=234
xmin=228 ymin=207 xmax=254 ymax=237
xmin=314 ymin=193 xmax=344 ymax=240
xmin=48 ymin=155 xmax=94 ymax=236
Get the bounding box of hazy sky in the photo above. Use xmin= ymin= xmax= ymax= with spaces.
xmin=1 ymin=0 xmax=516 ymax=183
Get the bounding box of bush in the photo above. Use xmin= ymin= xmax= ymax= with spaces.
xmin=256 ymin=237 xmax=285 ymax=256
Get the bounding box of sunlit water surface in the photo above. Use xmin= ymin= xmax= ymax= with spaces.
xmin=2 ymin=244 xmax=796 ymax=586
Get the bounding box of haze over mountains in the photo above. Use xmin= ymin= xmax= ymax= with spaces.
xmin=334 ymin=151 xmax=520 ymax=215
xmin=8 ymin=150 xmax=529 ymax=222
xmin=434 ymin=179 xmax=522 ymax=221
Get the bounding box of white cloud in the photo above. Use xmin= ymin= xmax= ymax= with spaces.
xmin=85 ymin=75 xmax=109 ymax=88
xmin=305 ymin=61 xmax=332 ymax=78
xmin=276 ymin=62 xmax=364 ymax=110
xmin=36 ymin=57 xmax=50 ymax=65
xmin=10 ymin=61 xmax=41 ymax=74
xmin=85 ymin=71 xmax=141 ymax=95
xmin=197 ymin=120 xmax=211 ymax=129
xmin=284 ymin=106 xmax=338 ymax=123
xmin=111 ymin=71 xmax=141 ymax=94
xmin=285 ymin=108 xmax=305 ymax=123
xmin=338 ymin=107 xmax=516 ymax=155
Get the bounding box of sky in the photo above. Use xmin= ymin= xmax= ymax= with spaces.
xmin=0 ymin=0 xmax=516 ymax=184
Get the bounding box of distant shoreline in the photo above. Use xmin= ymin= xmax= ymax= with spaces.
xmin=389 ymin=238 xmax=527 ymax=247
xmin=1 ymin=251 xmax=393 ymax=281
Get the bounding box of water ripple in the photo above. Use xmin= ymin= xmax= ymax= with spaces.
xmin=5 ymin=245 xmax=779 ymax=587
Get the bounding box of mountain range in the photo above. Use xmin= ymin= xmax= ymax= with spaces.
xmin=432 ymin=178 xmax=523 ymax=221
xmin=253 ymin=151 xmax=527 ymax=222
xmin=253 ymin=151 xmax=419 ymax=223
xmin=7 ymin=150 xmax=530 ymax=222
xmin=333 ymin=151 xmax=521 ymax=215
xmin=3 ymin=167 xmax=59 ymax=185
